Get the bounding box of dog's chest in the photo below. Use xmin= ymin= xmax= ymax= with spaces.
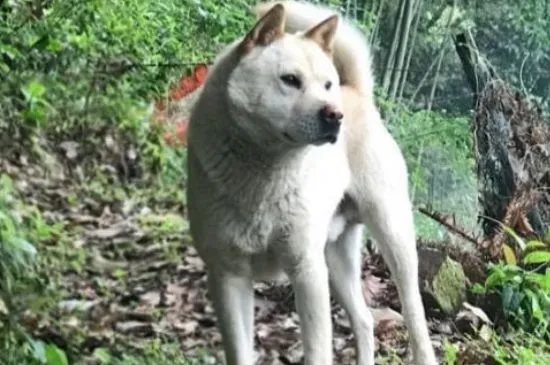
xmin=223 ymin=172 xmax=303 ymax=253
xmin=221 ymin=147 xmax=350 ymax=254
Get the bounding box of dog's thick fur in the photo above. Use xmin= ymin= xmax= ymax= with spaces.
xmin=186 ymin=1 xmax=437 ymax=364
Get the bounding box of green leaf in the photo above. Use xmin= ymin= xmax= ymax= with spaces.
xmin=47 ymin=39 xmax=64 ymax=52
xmin=0 ymin=298 xmax=8 ymax=315
xmin=45 ymin=344 xmax=69 ymax=365
xmin=0 ymin=44 xmax=20 ymax=59
xmin=13 ymin=237 xmax=37 ymax=257
xmin=502 ymin=244 xmax=517 ymax=265
xmin=502 ymin=284 xmax=515 ymax=315
xmin=540 ymin=269 xmax=550 ymax=291
xmin=525 ymin=289 xmax=543 ymax=320
xmin=486 ymin=271 xmax=504 ymax=288
xmin=93 ymin=348 xmax=112 ymax=364
xmin=24 ymin=105 xmax=46 ymax=123
xmin=0 ymin=62 xmax=9 ymax=73
xmin=22 ymin=80 xmax=46 ymax=101
xmin=29 ymin=339 xmax=47 ymax=363
xmin=526 ymin=240 xmax=547 ymax=250
xmin=471 ymin=283 xmax=486 ymax=295
xmin=481 ymin=216 xmax=526 ymax=251
xmin=523 ymin=251 xmax=550 ymax=265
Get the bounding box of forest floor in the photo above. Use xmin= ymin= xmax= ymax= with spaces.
xmin=2 ymin=132 xmax=549 ymax=365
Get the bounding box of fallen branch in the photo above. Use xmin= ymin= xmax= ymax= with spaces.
xmin=418 ymin=206 xmax=480 ymax=246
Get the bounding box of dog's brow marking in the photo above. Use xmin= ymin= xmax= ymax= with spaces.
xmin=300 ymin=42 xmax=335 ymax=87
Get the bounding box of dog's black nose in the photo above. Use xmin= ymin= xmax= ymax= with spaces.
xmin=319 ymin=104 xmax=344 ymax=126
xmin=317 ymin=104 xmax=343 ymax=144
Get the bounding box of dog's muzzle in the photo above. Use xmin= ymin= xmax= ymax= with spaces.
xmin=318 ymin=104 xmax=343 ymax=144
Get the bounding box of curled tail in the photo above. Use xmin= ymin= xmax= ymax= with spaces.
xmin=254 ymin=1 xmax=374 ymax=97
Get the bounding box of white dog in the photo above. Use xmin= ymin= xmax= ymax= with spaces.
xmin=186 ymin=1 xmax=437 ymax=364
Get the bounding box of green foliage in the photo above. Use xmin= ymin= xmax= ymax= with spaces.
xmin=472 ymin=224 xmax=550 ymax=337
xmin=379 ymin=97 xmax=477 ymax=239
xmin=0 ymin=0 xmax=255 ymax=172
xmin=0 ymin=338 xmax=71 ymax=365
xmin=489 ymin=330 xmax=550 ymax=365
xmin=442 ymin=338 xmax=458 ymax=365
xmin=478 ymin=263 xmax=550 ymax=334
xmin=0 ymin=174 xmax=38 ymax=341
xmin=0 ymin=174 xmax=69 ymax=365
xmin=0 ymin=0 xmax=261 ymax=192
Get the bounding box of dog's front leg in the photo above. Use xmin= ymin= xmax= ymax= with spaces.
xmin=286 ymin=246 xmax=333 ymax=365
xmin=326 ymin=224 xmax=375 ymax=365
xmin=207 ymin=268 xmax=254 ymax=365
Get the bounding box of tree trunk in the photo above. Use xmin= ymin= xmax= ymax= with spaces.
xmin=453 ymin=31 xmax=550 ymax=257
xmin=453 ymin=31 xmax=494 ymax=108
xmin=381 ymin=0 xmax=406 ymax=94
xmin=389 ymin=0 xmax=416 ymax=99
xmin=427 ymin=43 xmax=446 ymax=110
xmin=408 ymin=45 xmax=445 ymax=107
xmin=369 ymin=0 xmax=387 ymax=47
xmin=397 ymin=0 xmax=422 ymax=101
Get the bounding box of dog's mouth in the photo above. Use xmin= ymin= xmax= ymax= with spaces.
xmin=319 ymin=134 xmax=338 ymax=144
xmin=282 ymin=132 xmax=297 ymax=144
xmin=282 ymin=132 xmax=338 ymax=145
xmin=311 ymin=132 xmax=338 ymax=145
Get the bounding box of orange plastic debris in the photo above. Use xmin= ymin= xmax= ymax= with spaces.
xmin=151 ymin=63 xmax=209 ymax=147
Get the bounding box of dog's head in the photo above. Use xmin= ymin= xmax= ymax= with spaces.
xmin=226 ymin=4 xmax=343 ymax=148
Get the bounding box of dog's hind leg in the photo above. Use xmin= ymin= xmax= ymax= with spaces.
xmin=207 ymin=269 xmax=254 ymax=365
xmin=361 ymin=202 xmax=436 ymax=365
xmin=326 ymin=223 xmax=375 ymax=365
xmin=351 ymin=123 xmax=438 ymax=365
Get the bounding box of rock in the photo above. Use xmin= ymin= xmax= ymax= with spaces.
xmin=114 ymin=321 xmax=154 ymax=337
xmin=455 ymin=302 xmax=492 ymax=335
xmin=371 ymin=307 xmax=404 ymax=336
xmin=58 ymin=141 xmax=79 ymax=160
xmin=57 ymin=299 xmax=98 ymax=314
xmin=418 ymin=246 xmax=468 ymax=316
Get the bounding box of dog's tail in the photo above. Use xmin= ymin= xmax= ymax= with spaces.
xmin=254 ymin=1 xmax=374 ymax=97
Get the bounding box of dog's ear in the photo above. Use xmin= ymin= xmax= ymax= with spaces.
xmin=239 ymin=3 xmax=286 ymax=54
xmin=253 ymin=2 xmax=278 ymax=20
xmin=303 ymin=15 xmax=339 ymax=55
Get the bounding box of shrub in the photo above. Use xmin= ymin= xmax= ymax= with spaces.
xmin=472 ymin=224 xmax=550 ymax=337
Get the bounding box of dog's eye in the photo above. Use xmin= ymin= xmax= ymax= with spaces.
xmin=280 ymin=74 xmax=302 ymax=89
xmin=325 ymin=81 xmax=332 ymax=90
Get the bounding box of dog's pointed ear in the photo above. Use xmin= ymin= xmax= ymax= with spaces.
xmin=253 ymin=2 xmax=278 ymax=20
xmin=239 ymin=3 xmax=286 ymax=54
xmin=303 ymin=15 xmax=339 ymax=55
